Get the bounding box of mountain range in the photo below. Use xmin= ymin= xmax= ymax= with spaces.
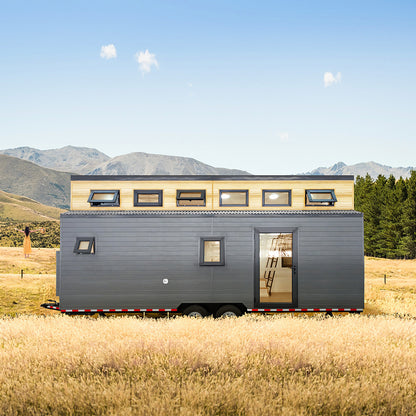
xmin=304 ymin=161 xmax=414 ymax=179
xmin=0 ymin=146 xmax=248 ymax=176
xmin=0 ymin=145 xmax=414 ymax=213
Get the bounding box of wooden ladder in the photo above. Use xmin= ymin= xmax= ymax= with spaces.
xmin=263 ymin=236 xmax=291 ymax=296
xmin=264 ymin=238 xmax=279 ymax=295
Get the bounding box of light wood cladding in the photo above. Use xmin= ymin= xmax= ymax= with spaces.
xmin=71 ymin=179 xmax=354 ymax=211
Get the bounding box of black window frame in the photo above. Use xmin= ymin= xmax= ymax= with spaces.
xmin=74 ymin=237 xmax=95 ymax=254
xmin=87 ymin=190 xmax=120 ymax=207
xmin=305 ymin=189 xmax=337 ymax=206
xmin=262 ymin=189 xmax=292 ymax=207
xmin=219 ymin=190 xmax=249 ymax=207
xmin=134 ymin=190 xmax=163 ymax=207
xmin=176 ymin=190 xmax=206 ymax=207
xmin=199 ymin=237 xmax=225 ymax=266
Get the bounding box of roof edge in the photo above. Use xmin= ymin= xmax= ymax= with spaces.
xmin=70 ymin=174 xmax=355 ymax=181
xmin=62 ymin=209 xmax=363 ymax=217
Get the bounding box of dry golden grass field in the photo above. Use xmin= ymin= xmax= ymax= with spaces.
xmin=0 ymin=247 xmax=415 ymax=415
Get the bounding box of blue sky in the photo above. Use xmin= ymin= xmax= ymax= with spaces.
xmin=1 ymin=1 xmax=415 ymax=174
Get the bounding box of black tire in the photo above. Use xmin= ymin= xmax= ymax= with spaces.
xmin=215 ymin=305 xmax=242 ymax=318
xmin=183 ymin=305 xmax=209 ymax=318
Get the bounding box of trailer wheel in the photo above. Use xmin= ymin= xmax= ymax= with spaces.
xmin=215 ymin=305 xmax=242 ymax=318
xmin=182 ymin=305 xmax=208 ymax=318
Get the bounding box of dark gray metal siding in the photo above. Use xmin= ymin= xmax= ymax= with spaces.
xmin=59 ymin=213 xmax=364 ymax=310
xmin=56 ymin=250 xmax=61 ymax=297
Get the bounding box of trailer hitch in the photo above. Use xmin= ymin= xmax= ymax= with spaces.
xmin=40 ymin=300 xmax=60 ymax=311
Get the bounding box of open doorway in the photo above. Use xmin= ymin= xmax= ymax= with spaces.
xmin=259 ymin=233 xmax=293 ymax=303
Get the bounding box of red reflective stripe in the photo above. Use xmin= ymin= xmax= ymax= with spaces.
xmin=172 ymin=309 xmax=177 ymax=312
xmin=146 ymin=309 xmax=152 ymax=311
xmin=301 ymin=309 xmax=308 ymax=312
xmin=351 ymin=308 xmax=357 ymax=311
xmin=109 ymin=309 xmax=115 ymax=312
xmin=85 ymin=309 xmax=91 ymax=312
xmin=121 ymin=309 xmax=128 ymax=312
xmin=338 ymin=308 xmax=345 ymax=312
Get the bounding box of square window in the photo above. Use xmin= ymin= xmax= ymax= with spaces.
xmin=74 ymin=237 xmax=95 ymax=254
xmin=262 ymin=190 xmax=291 ymax=206
xmin=219 ymin=190 xmax=248 ymax=207
xmin=200 ymin=237 xmax=225 ymax=266
xmin=305 ymin=189 xmax=337 ymax=206
xmin=134 ymin=190 xmax=163 ymax=207
xmin=177 ymin=190 xmax=206 ymax=206
xmin=87 ymin=190 xmax=120 ymax=207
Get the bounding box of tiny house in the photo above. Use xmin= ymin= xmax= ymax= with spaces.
xmin=42 ymin=175 xmax=364 ymax=316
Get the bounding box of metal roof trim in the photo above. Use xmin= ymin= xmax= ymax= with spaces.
xmin=70 ymin=174 xmax=355 ymax=181
xmin=62 ymin=209 xmax=363 ymax=217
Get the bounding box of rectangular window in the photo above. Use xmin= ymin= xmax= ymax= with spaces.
xmin=200 ymin=237 xmax=225 ymax=266
xmin=134 ymin=190 xmax=163 ymax=207
xmin=305 ymin=189 xmax=337 ymax=206
xmin=176 ymin=190 xmax=206 ymax=206
xmin=262 ymin=190 xmax=292 ymax=206
xmin=219 ymin=190 xmax=249 ymax=207
xmin=87 ymin=190 xmax=120 ymax=207
xmin=74 ymin=237 xmax=95 ymax=254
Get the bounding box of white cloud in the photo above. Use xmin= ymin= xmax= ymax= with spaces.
xmin=279 ymin=132 xmax=289 ymax=142
xmin=324 ymin=71 xmax=341 ymax=87
xmin=187 ymin=82 xmax=193 ymax=88
xmin=100 ymin=44 xmax=117 ymax=60
xmin=135 ymin=49 xmax=159 ymax=74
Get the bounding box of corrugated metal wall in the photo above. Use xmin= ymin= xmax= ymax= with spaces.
xmin=59 ymin=212 xmax=364 ymax=310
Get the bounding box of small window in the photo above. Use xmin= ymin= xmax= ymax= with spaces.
xmin=87 ymin=190 xmax=120 ymax=207
xmin=74 ymin=237 xmax=95 ymax=254
xmin=134 ymin=190 xmax=163 ymax=207
xmin=219 ymin=190 xmax=248 ymax=207
xmin=262 ymin=190 xmax=291 ymax=206
xmin=305 ymin=189 xmax=337 ymax=206
xmin=176 ymin=190 xmax=206 ymax=206
xmin=200 ymin=237 xmax=225 ymax=266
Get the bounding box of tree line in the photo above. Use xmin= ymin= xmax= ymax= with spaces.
xmin=355 ymin=171 xmax=416 ymax=259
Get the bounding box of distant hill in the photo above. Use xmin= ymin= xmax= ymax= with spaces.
xmin=0 ymin=146 xmax=250 ymax=175
xmin=0 ymin=155 xmax=71 ymax=209
xmin=89 ymin=152 xmax=250 ymax=175
xmin=304 ymin=161 xmax=414 ymax=179
xmin=0 ymin=146 xmax=110 ymax=174
xmin=0 ymin=190 xmax=64 ymax=221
